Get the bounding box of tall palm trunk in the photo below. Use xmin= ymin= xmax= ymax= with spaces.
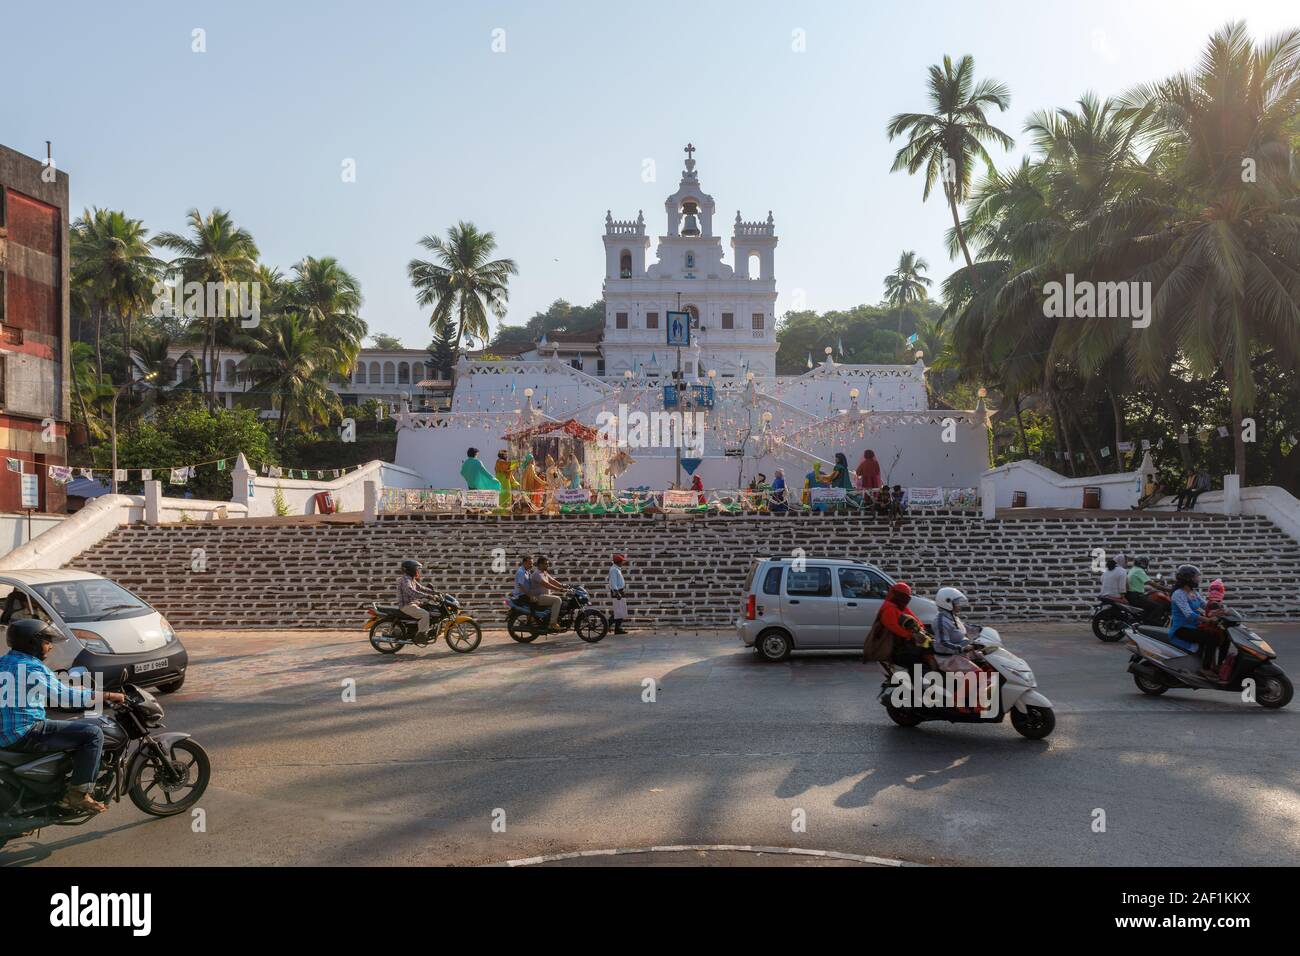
xmin=942 ymin=179 xmax=976 ymax=270
xmin=1230 ymin=384 xmax=1247 ymax=483
xmin=94 ymin=307 xmax=105 ymax=383
xmin=1012 ymin=394 xmax=1029 ymax=459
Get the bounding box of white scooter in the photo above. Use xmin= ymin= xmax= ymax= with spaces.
xmin=878 ymin=627 xmax=1056 ymax=738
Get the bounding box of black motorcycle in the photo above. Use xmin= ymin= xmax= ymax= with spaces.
xmin=506 ymin=586 xmax=608 ymax=643
xmin=1091 ymin=586 xmax=1171 ymax=641
xmin=1125 ymin=607 xmax=1292 ymax=708
xmin=0 ymin=683 xmax=211 ymax=849
xmin=366 ymin=592 xmax=482 ymax=655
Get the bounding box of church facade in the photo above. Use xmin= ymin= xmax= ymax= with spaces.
xmin=599 ymin=145 xmax=779 ymax=381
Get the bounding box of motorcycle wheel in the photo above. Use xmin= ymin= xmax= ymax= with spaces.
xmin=574 ymin=610 xmax=608 ymax=643
xmin=445 ymin=620 xmax=483 ymax=653
xmin=1091 ymin=612 xmax=1127 ymax=642
xmin=1010 ymin=705 xmax=1055 ymax=739
xmin=506 ymin=613 xmax=539 ymax=643
xmin=1255 ymin=672 xmax=1293 ymax=709
xmin=128 ymin=739 xmax=211 ymax=817
xmin=369 ymin=620 xmax=405 ymax=654
xmin=884 ymin=704 xmax=923 ymax=727
xmin=1133 ymin=672 xmax=1168 ymax=695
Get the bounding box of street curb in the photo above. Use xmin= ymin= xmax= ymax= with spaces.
xmin=486 ymin=844 xmax=921 ymax=867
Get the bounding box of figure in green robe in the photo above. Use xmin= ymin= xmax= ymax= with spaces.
xmin=460 ymin=447 xmax=501 ymax=491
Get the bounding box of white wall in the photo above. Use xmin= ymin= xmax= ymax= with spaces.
xmin=1166 ymin=485 xmax=1300 ymax=544
xmin=232 ymin=457 xmax=427 ymax=517
xmin=981 ymin=457 xmax=1155 ymax=513
xmin=0 ymin=512 xmax=66 ymax=558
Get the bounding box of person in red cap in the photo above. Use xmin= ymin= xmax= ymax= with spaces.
xmin=608 ymin=554 xmax=629 ymax=634
xmin=876 ymin=581 xmax=932 ymax=669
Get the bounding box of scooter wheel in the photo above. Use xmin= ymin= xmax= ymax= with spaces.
xmin=506 ymin=613 xmax=539 ymax=643
xmin=884 ymin=704 xmax=923 ymax=727
xmin=1010 ymin=705 xmax=1055 ymax=739
xmin=1255 ymin=672 xmax=1293 ymax=709
xmin=1133 ymin=672 xmax=1168 ymax=695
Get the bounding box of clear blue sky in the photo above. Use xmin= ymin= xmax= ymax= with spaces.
xmin=3 ymin=0 xmax=1294 ymax=346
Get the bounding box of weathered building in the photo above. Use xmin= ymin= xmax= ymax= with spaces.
xmin=0 ymin=144 xmax=70 ymax=512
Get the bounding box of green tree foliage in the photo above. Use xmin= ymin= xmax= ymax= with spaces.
xmin=93 ymin=396 xmax=275 ymax=500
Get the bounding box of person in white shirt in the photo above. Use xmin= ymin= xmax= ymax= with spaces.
xmin=1100 ymin=558 xmax=1129 ymax=599
xmin=608 ymin=554 xmax=629 ymax=635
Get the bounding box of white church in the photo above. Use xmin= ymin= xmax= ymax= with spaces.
xmin=395 ymin=146 xmax=990 ymax=496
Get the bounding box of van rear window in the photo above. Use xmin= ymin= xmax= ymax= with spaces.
xmin=762 ymin=566 xmax=783 ymax=595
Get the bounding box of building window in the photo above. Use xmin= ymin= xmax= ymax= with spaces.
xmin=0 ymin=357 xmax=6 ymax=408
xmin=0 ymin=273 xmax=5 ymax=322
xmin=369 ymin=361 xmax=381 ymax=383
xmin=355 ymin=364 xmax=367 ymax=384
xmin=685 ymin=252 xmax=696 ymax=269
xmin=383 ymin=361 xmax=396 ymax=384
xmin=596 ymin=358 xmax=605 ymax=376
xmin=619 ymin=251 xmax=632 ymax=277
xmin=398 ymin=363 xmax=410 ymax=385
xmin=0 ymin=326 xmax=21 ymax=347
xmin=721 ymin=312 xmax=734 ymax=330
xmin=646 ymin=312 xmax=659 ymax=329
xmin=616 ymin=312 xmax=628 ymax=329
xmin=752 ymin=313 xmax=764 ymax=330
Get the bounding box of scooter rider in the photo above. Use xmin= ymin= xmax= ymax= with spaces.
xmin=398 ymin=559 xmax=439 ymax=638
xmin=0 ymin=619 xmax=125 ymax=814
xmin=933 ymin=587 xmax=978 ymax=670
xmin=878 ymin=582 xmax=932 ymax=669
xmin=1168 ymin=563 xmax=1218 ymax=675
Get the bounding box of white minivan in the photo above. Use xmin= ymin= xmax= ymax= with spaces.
xmin=736 ymin=557 xmax=938 ymax=661
xmin=0 ymin=570 xmax=188 ymax=692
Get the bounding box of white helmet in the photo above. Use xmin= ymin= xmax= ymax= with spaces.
xmin=935 ymin=587 xmax=968 ymax=612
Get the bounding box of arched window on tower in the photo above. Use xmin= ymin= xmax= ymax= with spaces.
xmin=619 ymin=250 xmax=632 ymax=278
xmin=747 ymin=252 xmax=761 ymax=280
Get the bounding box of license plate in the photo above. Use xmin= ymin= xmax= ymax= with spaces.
xmin=134 ymin=658 xmax=168 ymax=674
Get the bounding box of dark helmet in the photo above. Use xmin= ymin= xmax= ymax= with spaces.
xmin=1174 ymin=564 xmax=1201 ymax=588
xmin=6 ymin=618 xmax=64 ymax=659
xmin=401 ymin=559 xmax=423 ymax=577
xmin=1135 ymin=556 xmax=1150 ymax=569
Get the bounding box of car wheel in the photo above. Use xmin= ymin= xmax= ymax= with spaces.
xmin=756 ymin=629 xmax=792 ymax=662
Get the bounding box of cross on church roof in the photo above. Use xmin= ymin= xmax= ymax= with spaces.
xmin=684 ymin=143 xmax=695 ymax=160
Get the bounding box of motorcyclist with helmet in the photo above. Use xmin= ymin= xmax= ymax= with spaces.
xmin=397 ymin=559 xmax=440 ymax=638
xmin=1126 ymin=556 xmax=1161 ymax=620
xmin=1168 ymin=563 xmax=1220 ymax=675
xmin=0 ymin=619 xmax=125 ymax=814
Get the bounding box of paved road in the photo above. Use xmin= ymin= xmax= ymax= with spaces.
xmin=7 ymin=623 xmax=1299 ymax=867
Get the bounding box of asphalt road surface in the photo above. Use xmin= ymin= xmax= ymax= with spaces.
xmin=7 ymin=622 xmax=1299 ymax=867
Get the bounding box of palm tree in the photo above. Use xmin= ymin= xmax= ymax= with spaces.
xmin=154 ymin=209 xmax=259 ymax=406
xmin=407 ymin=222 xmax=518 ymax=352
xmin=883 ymin=251 xmax=933 ymax=332
xmin=887 ymin=55 xmax=1014 ymax=269
xmin=70 ymin=208 xmax=163 ymax=383
xmin=240 ymin=313 xmax=343 ymax=440
xmin=286 ymin=256 xmax=367 ymax=376
xmin=1110 ymin=22 xmax=1300 ymax=482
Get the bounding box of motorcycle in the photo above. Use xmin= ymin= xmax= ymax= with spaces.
xmin=1124 ymin=608 xmax=1292 ymax=708
xmin=0 ymin=683 xmax=211 ymax=849
xmin=1091 ymin=584 xmax=1172 ymax=642
xmin=366 ymin=592 xmax=482 ymax=655
xmin=506 ymin=586 xmax=608 ymax=643
xmin=878 ymin=626 xmax=1056 ymax=739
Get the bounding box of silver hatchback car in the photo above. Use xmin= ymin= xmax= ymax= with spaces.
xmin=736 ymin=557 xmax=938 ymax=661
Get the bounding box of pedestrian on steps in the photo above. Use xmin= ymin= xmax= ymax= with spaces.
xmin=609 ymin=554 xmax=629 ymax=635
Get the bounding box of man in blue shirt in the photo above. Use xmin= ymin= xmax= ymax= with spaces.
xmin=0 ymin=619 xmax=123 ymax=814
